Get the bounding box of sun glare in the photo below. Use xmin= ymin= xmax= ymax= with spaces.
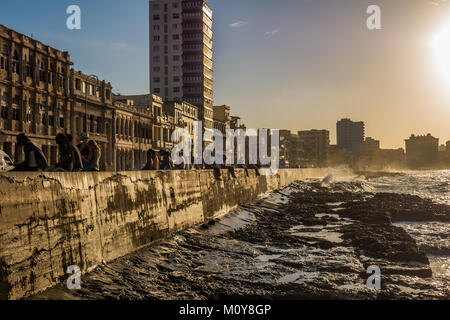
xmin=432 ymin=23 xmax=450 ymax=84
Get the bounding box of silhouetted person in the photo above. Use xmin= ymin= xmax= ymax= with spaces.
xmin=222 ymin=155 xmax=236 ymax=179
xmin=66 ymin=134 xmax=83 ymax=172
xmin=174 ymin=150 xmax=186 ymax=170
xmin=12 ymin=134 xmax=48 ymax=172
xmin=55 ymin=133 xmax=75 ymax=172
xmin=143 ymin=149 xmax=158 ymax=170
xmin=159 ymin=150 xmax=173 ymax=170
xmin=77 ymin=134 xmax=90 ymax=170
xmin=85 ymin=140 xmax=101 ymax=172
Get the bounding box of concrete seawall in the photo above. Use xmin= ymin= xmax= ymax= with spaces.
xmin=0 ymin=168 xmax=329 ymax=300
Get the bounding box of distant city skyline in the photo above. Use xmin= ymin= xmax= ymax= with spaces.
xmin=1 ymin=0 xmax=449 ymax=148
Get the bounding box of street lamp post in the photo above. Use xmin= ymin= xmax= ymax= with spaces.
xmin=84 ymin=74 xmax=99 ymax=137
xmin=137 ymin=104 xmax=151 ymax=169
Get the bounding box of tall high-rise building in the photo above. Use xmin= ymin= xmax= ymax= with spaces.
xmin=149 ymin=0 xmax=214 ymax=129
xmin=336 ymin=118 xmax=365 ymax=154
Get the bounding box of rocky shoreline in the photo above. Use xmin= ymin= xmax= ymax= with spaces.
xmin=33 ymin=180 xmax=449 ymax=300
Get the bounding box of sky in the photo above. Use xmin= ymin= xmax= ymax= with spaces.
xmin=1 ymin=0 xmax=449 ymax=148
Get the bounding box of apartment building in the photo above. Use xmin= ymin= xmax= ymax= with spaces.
xmin=149 ymin=0 xmax=214 ymax=129
xmin=0 ymin=24 xmax=73 ymax=165
xmin=213 ymin=105 xmax=230 ymax=134
xmin=298 ymin=129 xmax=330 ymax=168
xmin=336 ymin=118 xmax=365 ymax=154
xmin=405 ymin=134 xmax=439 ymax=168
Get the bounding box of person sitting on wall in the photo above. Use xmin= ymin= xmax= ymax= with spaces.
xmin=174 ymin=150 xmax=186 ymax=170
xmin=85 ymin=140 xmax=101 ymax=172
xmin=143 ymin=149 xmax=157 ymax=170
xmin=55 ymin=133 xmax=75 ymax=172
xmin=159 ymin=150 xmax=173 ymax=170
xmin=222 ymin=155 xmax=236 ymax=179
xmin=78 ymin=134 xmax=90 ymax=171
xmin=66 ymin=134 xmax=83 ymax=172
xmin=11 ymin=134 xmax=48 ymax=172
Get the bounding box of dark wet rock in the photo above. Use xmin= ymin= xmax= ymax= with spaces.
xmin=341 ymin=223 xmax=430 ymax=266
xmin=32 ymin=181 xmax=449 ymax=300
xmin=372 ymin=193 xmax=449 ymax=223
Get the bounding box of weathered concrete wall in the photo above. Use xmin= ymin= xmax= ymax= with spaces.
xmin=0 ymin=168 xmax=329 ymax=299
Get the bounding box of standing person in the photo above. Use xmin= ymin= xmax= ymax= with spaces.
xmin=12 ymin=134 xmax=48 ymax=172
xmin=85 ymin=140 xmax=101 ymax=172
xmin=66 ymin=134 xmax=83 ymax=172
xmin=55 ymin=133 xmax=75 ymax=172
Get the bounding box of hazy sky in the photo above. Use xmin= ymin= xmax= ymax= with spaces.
xmin=1 ymin=0 xmax=449 ymax=148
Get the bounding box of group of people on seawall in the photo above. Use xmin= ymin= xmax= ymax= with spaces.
xmin=10 ymin=133 xmax=101 ymax=173
xmin=6 ymin=133 xmax=261 ymax=180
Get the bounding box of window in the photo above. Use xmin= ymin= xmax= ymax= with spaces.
xmin=1 ymin=45 xmax=10 ymax=72
xmin=106 ymin=90 xmax=111 ymax=99
xmin=89 ymin=115 xmax=94 ymax=133
xmin=49 ymin=115 xmax=54 ymax=127
xmin=173 ymin=55 xmax=180 ymax=61
xmin=173 ymin=13 xmax=180 ymax=19
xmin=60 ymin=117 xmax=65 ymax=128
xmin=174 ymin=87 xmax=180 ymax=93
xmin=12 ymin=50 xmax=19 ymax=74
xmin=96 ymin=117 xmax=102 ymax=133
xmin=153 ymin=36 xmax=160 ymax=41
xmin=153 ymin=67 xmax=160 ymax=72
xmin=173 ymin=3 xmax=179 ymax=9
xmin=153 ymin=46 xmax=160 ymax=52
xmin=152 ymin=4 xmax=159 ymax=10
xmin=153 ymin=56 xmax=160 ymax=63
xmin=1 ymin=107 xmax=9 ymax=119
xmin=12 ymin=109 xmax=20 ymax=121
xmin=13 ymin=95 xmax=20 ymax=105
xmin=39 ymin=70 xmax=46 ymax=82
xmin=173 ymin=66 xmax=180 ymax=72
xmin=75 ymin=79 xmax=81 ymax=90
xmin=173 ymin=45 xmax=179 ymax=50
xmin=174 ymin=76 xmax=180 ymax=82
xmin=172 ymin=34 xmax=180 ymax=40
xmin=173 ymin=24 xmax=178 ymax=29
xmin=153 ymin=25 xmax=160 ymax=31
xmin=153 ymin=15 xmax=160 ymax=21
xmin=154 ymin=77 xmax=160 ymax=83
xmin=154 ymin=88 xmax=160 ymax=93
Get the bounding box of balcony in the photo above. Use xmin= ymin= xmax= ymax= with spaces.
xmin=152 ymin=140 xmax=163 ymax=149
